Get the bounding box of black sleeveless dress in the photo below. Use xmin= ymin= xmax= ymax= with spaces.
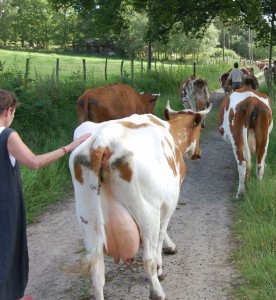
xmin=0 ymin=127 xmax=29 ymax=300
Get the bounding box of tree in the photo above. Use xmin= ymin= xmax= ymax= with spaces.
xmin=10 ymin=0 xmax=53 ymax=48
xmin=48 ymin=0 xmax=254 ymax=68
xmin=239 ymin=0 xmax=276 ymax=84
xmin=0 ymin=0 xmax=17 ymax=45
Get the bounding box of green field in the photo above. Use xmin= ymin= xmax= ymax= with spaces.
xmin=0 ymin=48 xmax=234 ymax=92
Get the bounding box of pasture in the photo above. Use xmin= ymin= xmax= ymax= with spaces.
xmin=0 ymin=49 xmax=276 ymax=299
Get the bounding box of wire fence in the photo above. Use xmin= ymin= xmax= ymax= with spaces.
xmin=0 ymin=55 xmax=239 ymax=86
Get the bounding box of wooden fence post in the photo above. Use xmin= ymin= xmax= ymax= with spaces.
xmin=131 ymin=58 xmax=134 ymax=85
xmin=24 ymin=58 xmax=30 ymax=84
xmin=56 ymin=58 xmax=59 ymax=84
xmin=83 ymin=59 xmax=86 ymax=82
xmin=120 ymin=60 xmax=124 ymax=78
xmin=105 ymin=58 xmax=108 ymax=81
xmin=141 ymin=59 xmax=143 ymax=75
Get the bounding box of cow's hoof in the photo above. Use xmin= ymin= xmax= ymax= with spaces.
xmin=162 ymin=247 xmax=178 ymax=255
xmin=149 ymin=290 xmax=166 ymax=300
xmin=158 ymin=274 xmax=165 ymax=281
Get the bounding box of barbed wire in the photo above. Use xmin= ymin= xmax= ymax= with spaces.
xmin=15 ymin=105 xmax=76 ymax=118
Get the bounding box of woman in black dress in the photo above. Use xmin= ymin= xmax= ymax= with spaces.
xmin=0 ymin=90 xmax=90 ymax=300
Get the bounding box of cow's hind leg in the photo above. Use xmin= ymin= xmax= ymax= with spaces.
xmin=236 ymin=160 xmax=247 ymax=198
xmin=143 ymin=243 xmax=166 ymax=300
xmin=142 ymin=224 xmax=166 ymax=299
xmin=255 ymin=122 xmax=271 ymax=180
xmin=162 ymin=233 xmax=177 ymax=255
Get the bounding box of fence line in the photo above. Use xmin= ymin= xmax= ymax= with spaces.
xmin=1 ymin=57 xmax=241 ymax=85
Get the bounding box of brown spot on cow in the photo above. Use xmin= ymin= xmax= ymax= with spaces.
xmin=74 ymin=162 xmax=84 ymax=184
xmin=162 ymin=141 xmax=177 ymax=177
xmin=111 ymin=154 xmax=133 ymax=182
xmin=119 ymin=121 xmax=150 ymax=130
xmin=149 ymin=115 xmax=165 ymax=127
xmin=175 ymin=148 xmax=186 ymax=182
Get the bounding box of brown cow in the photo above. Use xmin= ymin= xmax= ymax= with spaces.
xmin=255 ymin=60 xmax=268 ymax=70
xmin=244 ymin=66 xmax=254 ymax=76
xmin=220 ymin=67 xmax=252 ymax=94
xmin=243 ymin=75 xmax=259 ymax=90
xmin=219 ymin=69 xmax=232 ymax=94
xmin=77 ymin=83 xmax=160 ymax=124
xmin=219 ymin=86 xmax=273 ymax=198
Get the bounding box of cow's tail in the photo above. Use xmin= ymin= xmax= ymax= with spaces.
xmin=60 ymin=255 xmax=99 ymax=277
xmin=77 ymin=93 xmax=89 ymax=122
xmin=243 ymin=97 xmax=258 ymax=162
xmin=244 ymin=96 xmax=258 ymax=129
xmin=63 ymin=146 xmax=108 ymax=277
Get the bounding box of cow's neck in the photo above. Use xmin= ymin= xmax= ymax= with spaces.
xmin=168 ymin=117 xmax=193 ymax=154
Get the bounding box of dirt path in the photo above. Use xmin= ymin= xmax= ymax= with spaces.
xmin=24 ymin=91 xmax=239 ymax=300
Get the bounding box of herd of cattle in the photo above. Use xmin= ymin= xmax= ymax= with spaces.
xmin=255 ymin=59 xmax=276 ymax=83
xmin=67 ymin=67 xmax=273 ymax=299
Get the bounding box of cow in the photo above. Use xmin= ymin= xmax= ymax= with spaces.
xmin=218 ymin=86 xmax=273 ymax=199
xmin=179 ymin=76 xmax=210 ymax=127
xmin=219 ymin=69 xmax=232 ymax=94
xmin=76 ymin=83 xmax=160 ymax=124
xmin=240 ymin=67 xmax=251 ymax=76
xmin=69 ymin=102 xmax=212 ymax=300
xmin=255 ymin=60 xmax=268 ymax=70
xmin=263 ymin=65 xmax=276 ymax=83
xmin=244 ymin=66 xmax=254 ymax=76
xmin=243 ymin=75 xmax=259 ymax=90
xmin=220 ymin=67 xmax=253 ymax=94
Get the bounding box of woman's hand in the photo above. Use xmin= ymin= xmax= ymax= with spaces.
xmin=65 ymin=133 xmax=92 ymax=153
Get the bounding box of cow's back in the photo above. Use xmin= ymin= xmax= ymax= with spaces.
xmin=78 ymin=84 xmax=139 ymax=123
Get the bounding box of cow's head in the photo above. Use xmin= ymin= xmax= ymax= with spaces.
xmin=188 ymin=78 xmax=210 ymax=108
xmin=244 ymin=75 xmax=259 ymax=90
xmin=164 ymin=101 xmax=212 ymax=160
xmin=139 ymin=92 xmax=160 ymax=113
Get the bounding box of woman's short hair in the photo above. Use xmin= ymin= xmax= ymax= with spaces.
xmin=0 ymin=90 xmax=19 ymax=113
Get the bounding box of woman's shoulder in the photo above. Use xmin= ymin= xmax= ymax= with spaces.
xmin=1 ymin=127 xmax=16 ymax=137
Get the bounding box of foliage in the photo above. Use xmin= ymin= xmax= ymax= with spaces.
xmin=1 ymin=0 xmax=276 ymax=64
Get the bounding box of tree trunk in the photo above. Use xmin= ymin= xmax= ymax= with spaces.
xmin=268 ymin=14 xmax=275 ymax=87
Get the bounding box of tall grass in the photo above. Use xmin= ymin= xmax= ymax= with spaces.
xmin=232 ymin=87 xmax=276 ymax=299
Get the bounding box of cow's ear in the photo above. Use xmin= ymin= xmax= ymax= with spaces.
xmin=193 ymin=114 xmax=202 ymax=126
xmin=164 ymin=108 xmax=170 ymax=120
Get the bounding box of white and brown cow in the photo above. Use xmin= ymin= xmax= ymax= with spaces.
xmin=179 ymin=76 xmax=210 ymax=127
xmin=69 ymin=102 xmax=212 ymax=300
xmin=219 ymin=86 xmax=273 ymax=198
